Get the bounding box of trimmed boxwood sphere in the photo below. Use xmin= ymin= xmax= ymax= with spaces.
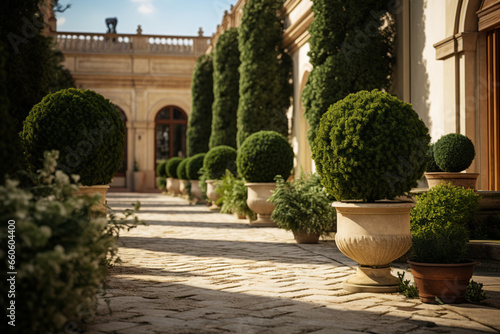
xmin=433 ymin=133 xmax=475 ymax=172
xmin=156 ymin=160 xmax=168 ymax=177
xmin=312 ymin=90 xmax=430 ymax=202
xmin=204 ymin=145 xmax=237 ymax=179
xmin=187 ymin=153 xmax=205 ymax=180
xmin=166 ymin=157 xmax=183 ymax=178
xmin=177 ymin=158 xmax=189 ymax=180
xmin=21 ymin=88 xmax=125 ymax=186
xmin=426 ymin=143 xmax=442 ymax=172
xmin=237 ymin=130 xmax=294 ymax=183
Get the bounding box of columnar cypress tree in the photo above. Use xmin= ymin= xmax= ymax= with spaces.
xmin=302 ymin=0 xmax=394 ymax=146
xmin=187 ymin=54 xmax=214 ymax=156
xmin=237 ymin=0 xmax=292 ymax=148
xmin=209 ymin=28 xmax=240 ymax=149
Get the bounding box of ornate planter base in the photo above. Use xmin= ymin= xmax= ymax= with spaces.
xmin=425 ymin=172 xmax=479 ymax=190
xmin=179 ymin=180 xmax=189 ymax=195
xmin=246 ymin=182 xmax=277 ymax=227
xmin=76 ymin=185 xmax=109 ymax=217
xmin=206 ymin=179 xmax=221 ymax=210
xmin=190 ymin=180 xmax=203 ymax=201
xmin=166 ymin=178 xmax=180 ymax=195
xmin=333 ymin=201 xmax=414 ymax=293
xmin=293 ymin=230 xmax=320 ymax=244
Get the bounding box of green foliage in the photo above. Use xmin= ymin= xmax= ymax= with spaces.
xmin=465 ymin=280 xmax=487 ymax=303
xmin=426 ymin=143 xmax=442 ymax=172
xmin=0 ymin=151 xmax=141 ymax=333
xmin=177 ymin=158 xmax=189 ymax=180
xmin=216 ymin=170 xmax=257 ymax=220
xmin=166 ymin=157 xmax=183 ymax=178
xmin=210 ymin=28 xmax=240 ymax=149
xmin=237 ymin=0 xmax=292 ymax=147
xmin=302 ymin=0 xmax=394 ymax=145
xmin=238 ymin=131 xmax=294 ymax=183
xmin=21 ymin=88 xmax=125 ymax=186
xmin=433 ymin=133 xmax=476 ymax=172
xmin=204 ymin=145 xmax=237 ymax=179
xmin=269 ymin=173 xmax=336 ymax=236
xmin=410 ymin=183 xmax=480 ymax=263
xmin=313 ymin=90 xmax=430 ymax=201
xmin=186 ymin=153 xmax=205 ymax=180
xmin=156 ymin=160 xmax=168 ymax=177
xmin=157 ymin=176 xmax=166 ymax=190
xmin=397 ymin=272 xmax=419 ymax=299
xmin=187 ymin=54 xmax=214 ymax=156
xmin=198 ymin=167 xmax=210 ymax=201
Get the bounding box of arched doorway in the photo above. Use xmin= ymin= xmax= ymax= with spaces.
xmin=155 ymin=106 xmax=188 ymax=165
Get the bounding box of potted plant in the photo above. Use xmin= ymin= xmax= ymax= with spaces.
xmin=408 ymin=183 xmax=481 ymax=303
xmin=186 ymin=153 xmax=206 ymax=201
xmin=133 ymin=160 xmax=145 ymax=192
xmin=21 ymin=88 xmax=126 ymax=215
xmin=177 ymin=158 xmax=189 ymax=196
xmin=156 ymin=160 xmax=168 ymax=192
xmin=312 ymin=90 xmax=430 ymax=292
xmin=425 ymin=133 xmax=478 ymax=190
xmin=165 ymin=157 xmax=182 ymax=195
xmin=216 ymin=170 xmax=257 ymax=221
xmin=237 ymin=130 xmax=294 ymax=227
xmin=203 ymin=145 xmax=237 ymax=210
xmin=268 ymin=173 xmax=336 ymax=243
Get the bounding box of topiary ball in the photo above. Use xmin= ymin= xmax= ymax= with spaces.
xmin=166 ymin=157 xmax=183 ymax=178
xmin=237 ymin=130 xmax=294 ymax=183
xmin=177 ymin=158 xmax=189 ymax=180
xmin=187 ymin=153 xmax=205 ymax=180
xmin=156 ymin=160 xmax=168 ymax=177
xmin=313 ymin=90 xmax=430 ymax=202
xmin=204 ymin=145 xmax=237 ymax=179
xmin=426 ymin=143 xmax=442 ymax=172
xmin=433 ymin=133 xmax=475 ymax=173
xmin=21 ymin=88 xmax=125 ymax=186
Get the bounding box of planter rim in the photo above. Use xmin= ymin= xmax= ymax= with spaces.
xmin=424 ymin=172 xmax=480 ymax=178
xmin=80 ymin=185 xmax=110 ymax=190
xmin=332 ymin=201 xmax=414 ymax=209
xmin=206 ymin=179 xmax=218 ymax=184
xmin=245 ymin=182 xmax=276 ymax=187
xmin=408 ymin=260 xmax=478 ymax=267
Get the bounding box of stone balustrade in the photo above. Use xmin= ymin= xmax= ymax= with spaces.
xmin=56 ymin=31 xmax=209 ymax=56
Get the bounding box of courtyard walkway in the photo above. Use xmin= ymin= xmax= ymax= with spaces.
xmin=87 ymin=192 xmax=500 ymax=334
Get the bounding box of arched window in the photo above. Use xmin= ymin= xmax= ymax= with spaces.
xmin=155 ymin=106 xmax=188 ymax=164
xmin=115 ymin=107 xmax=127 ymax=176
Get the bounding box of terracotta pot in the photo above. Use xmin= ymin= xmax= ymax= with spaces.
xmin=245 ymin=182 xmax=277 ymax=227
xmin=333 ymin=201 xmax=414 ymax=293
xmin=206 ymin=179 xmax=221 ymax=210
xmin=408 ymin=260 xmax=478 ymax=304
xmin=190 ymin=180 xmax=203 ymax=201
xmin=425 ymin=172 xmax=479 ymax=190
xmin=133 ymin=171 xmax=145 ymax=192
xmin=76 ymin=185 xmax=109 ymax=217
xmin=179 ymin=180 xmax=189 ymax=195
xmin=293 ymin=230 xmax=320 ymax=244
xmin=166 ymin=177 xmax=180 ymax=195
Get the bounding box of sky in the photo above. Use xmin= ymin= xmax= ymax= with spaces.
xmin=56 ymin=0 xmax=239 ymax=37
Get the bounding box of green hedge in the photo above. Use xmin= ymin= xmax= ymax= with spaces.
xmin=177 ymin=158 xmax=189 ymax=180
xmin=203 ymin=145 xmax=237 ymax=179
xmin=187 ymin=54 xmax=214 ymax=156
xmin=210 ymin=28 xmax=240 ymax=149
xmin=236 ymin=0 xmax=292 ymax=148
xmin=21 ymin=88 xmax=125 ymax=186
xmin=237 ymin=130 xmax=294 ymax=183
xmin=187 ymin=153 xmax=205 ymax=180
xmin=302 ymin=0 xmax=394 ymax=146
xmin=313 ymin=90 xmax=429 ymax=202
xmin=166 ymin=157 xmax=183 ymax=178
xmin=156 ymin=160 xmax=168 ymax=177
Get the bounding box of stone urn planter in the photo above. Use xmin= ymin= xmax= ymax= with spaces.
xmin=293 ymin=230 xmax=320 ymax=244
xmin=190 ymin=180 xmax=203 ymax=201
xmin=425 ymin=172 xmax=479 ymax=190
xmin=408 ymin=260 xmax=477 ymax=304
xmin=179 ymin=180 xmax=189 ymax=195
xmin=166 ymin=177 xmax=180 ymax=195
xmin=245 ymin=182 xmax=277 ymax=227
xmin=76 ymin=185 xmax=110 ymax=217
xmin=206 ymin=179 xmax=221 ymax=210
xmin=333 ymin=202 xmax=414 ymax=292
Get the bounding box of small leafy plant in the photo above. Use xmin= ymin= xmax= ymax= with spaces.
xmin=397 ymin=272 xmax=419 ymax=299
xmin=216 ymin=170 xmax=256 ymax=220
xmin=465 ymin=280 xmax=487 ymax=303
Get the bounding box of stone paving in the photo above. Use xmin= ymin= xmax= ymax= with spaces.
xmin=86 ymin=192 xmax=500 ymax=334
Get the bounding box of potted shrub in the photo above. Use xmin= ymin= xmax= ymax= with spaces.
xmin=133 ymin=160 xmax=145 ymax=192
xmin=203 ymin=145 xmax=237 ymax=210
xmin=21 ymin=88 xmax=125 ymax=214
xmin=156 ymin=160 xmax=168 ymax=192
xmin=269 ymin=173 xmax=336 ymax=243
xmin=312 ymin=90 xmax=430 ymax=292
xmin=165 ymin=157 xmax=182 ymax=195
xmin=408 ymin=183 xmax=481 ymax=303
xmin=216 ymin=170 xmax=257 ymax=221
xmin=177 ymin=158 xmax=189 ymax=196
xmin=186 ymin=153 xmax=206 ymax=201
xmin=237 ymin=131 xmax=294 ymax=227
xmin=425 ymin=133 xmax=478 ymax=190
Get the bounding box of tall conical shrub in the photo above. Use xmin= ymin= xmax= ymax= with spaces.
xmin=209 ymin=28 xmax=240 ymax=149
xmin=187 ymin=54 xmax=214 ymax=156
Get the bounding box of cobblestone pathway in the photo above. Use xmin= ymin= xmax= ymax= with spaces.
xmin=86 ymin=193 xmax=500 ymax=334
